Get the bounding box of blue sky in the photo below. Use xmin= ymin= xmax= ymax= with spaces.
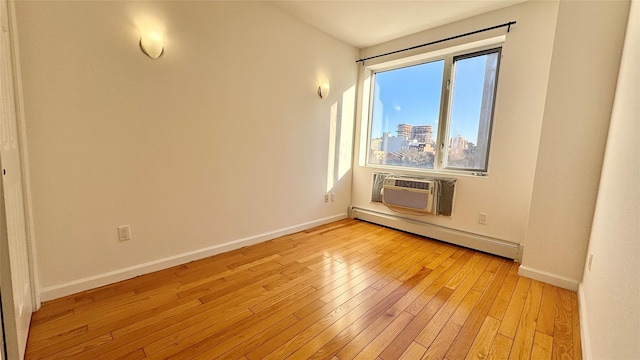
xmin=371 ymin=55 xmax=491 ymax=144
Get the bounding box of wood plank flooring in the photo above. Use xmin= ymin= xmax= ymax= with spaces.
xmin=25 ymin=219 xmax=582 ymax=359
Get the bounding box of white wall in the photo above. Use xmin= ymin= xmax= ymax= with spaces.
xmin=352 ymin=2 xmax=559 ymax=247
xmin=15 ymin=1 xmax=358 ymax=300
xmin=521 ymin=0 xmax=630 ymax=289
xmin=579 ymin=0 xmax=639 ymax=358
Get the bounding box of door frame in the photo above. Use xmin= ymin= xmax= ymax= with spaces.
xmin=3 ymin=0 xmax=39 ymax=311
xmin=0 ymin=0 xmax=39 ymax=356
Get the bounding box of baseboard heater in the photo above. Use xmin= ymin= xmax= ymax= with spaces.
xmin=350 ymin=206 xmax=521 ymax=261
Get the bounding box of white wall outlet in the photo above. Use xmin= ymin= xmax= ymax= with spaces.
xmin=479 ymin=213 xmax=488 ymax=225
xmin=588 ymin=254 xmax=594 ymax=271
xmin=118 ymin=225 xmax=131 ymax=242
xmin=324 ymin=194 xmax=329 ymax=203
xmin=330 ymin=193 xmax=336 ymax=202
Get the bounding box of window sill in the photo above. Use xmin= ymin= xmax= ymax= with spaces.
xmin=363 ymin=163 xmax=489 ymax=178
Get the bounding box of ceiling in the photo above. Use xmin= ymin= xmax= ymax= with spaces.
xmin=270 ymin=1 xmax=525 ymax=48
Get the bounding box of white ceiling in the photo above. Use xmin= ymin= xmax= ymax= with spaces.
xmin=270 ymin=1 xmax=525 ymax=48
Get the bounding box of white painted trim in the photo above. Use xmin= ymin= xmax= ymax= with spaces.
xmin=39 ymin=213 xmax=348 ymax=301
xmin=578 ymin=283 xmax=591 ymax=360
xmin=7 ymin=0 xmax=40 ymax=310
xmin=517 ymin=265 xmax=579 ymax=291
xmin=350 ymin=207 xmax=520 ymax=260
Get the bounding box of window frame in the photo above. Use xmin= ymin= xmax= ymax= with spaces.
xmin=444 ymin=47 xmax=502 ymax=172
xmin=364 ymin=43 xmax=503 ymax=176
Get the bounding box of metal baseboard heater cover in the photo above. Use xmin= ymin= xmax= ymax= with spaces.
xmin=350 ymin=207 xmax=521 ymax=261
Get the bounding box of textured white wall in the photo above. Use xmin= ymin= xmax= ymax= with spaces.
xmin=580 ymin=0 xmax=639 ymax=358
xmin=522 ymin=0 xmax=630 ymax=287
xmin=352 ymin=2 xmax=559 ymax=245
xmin=15 ymin=1 xmax=357 ymax=297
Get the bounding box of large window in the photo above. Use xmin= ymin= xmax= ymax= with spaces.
xmin=367 ymin=47 xmax=501 ymax=173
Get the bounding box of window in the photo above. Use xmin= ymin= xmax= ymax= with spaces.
xmin=367 ymin=47 xmax=501 ymax=173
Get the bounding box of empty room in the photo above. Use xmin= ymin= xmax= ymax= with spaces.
xmin=0 ymin=0 xmax=637 ymax=359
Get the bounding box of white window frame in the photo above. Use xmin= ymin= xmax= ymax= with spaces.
xmin=362 ymin=37 xmax=504 ymax=176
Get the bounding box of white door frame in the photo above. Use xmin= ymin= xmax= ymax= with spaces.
xmin=5 ymin=0 xmax=39 ymax=311
xmin=0 ymin=0 xmax=40 ymax=356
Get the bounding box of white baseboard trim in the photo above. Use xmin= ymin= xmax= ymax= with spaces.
xmin=39 ymin=213 xmax=348 ymax=301
xmin=517 ymin=265 xmax=580 ymax=291
xmin=578 ymin=283 xmax=591 ymax=359
xmin=351 ymin=207 xmax=521 ymax=260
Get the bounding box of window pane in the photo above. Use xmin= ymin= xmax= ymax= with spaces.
xmin=447 ymin=50 xmax=500 ymax=171
xmin=368 ymin=60 xmax=444 ymax=170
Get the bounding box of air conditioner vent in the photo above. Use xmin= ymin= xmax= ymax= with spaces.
xmin=383 ymin=176 xmax=435 ymax=214
xmin=392 ymin=179 xmax=431 ymax=190
xmin=371 ymin=174 xmax=456 ymax=216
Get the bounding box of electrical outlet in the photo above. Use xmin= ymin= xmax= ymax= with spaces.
xmin=324 ymin=194 xmax=329 ymax=203
xmin=588 ymin=254 xmax=594 ymax=271
xmin=478 ymin=213 xmax=488 ymax=225
xmin=330 ymin=193 xmax=336 ymax=202
xmin=118 ymin=225 xmax=131 ymax=242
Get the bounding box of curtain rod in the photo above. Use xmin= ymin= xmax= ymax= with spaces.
xmin=355 ymin=21 xmax=516 ymax=64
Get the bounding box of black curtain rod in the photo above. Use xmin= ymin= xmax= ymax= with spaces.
xmin=355 ymin=21 xmax=516 ymax=64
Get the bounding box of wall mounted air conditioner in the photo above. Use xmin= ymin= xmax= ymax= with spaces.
xmin=382 ymin=176 xmax=436 ymax=214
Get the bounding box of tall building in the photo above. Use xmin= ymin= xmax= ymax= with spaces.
xmin=370 ymin=137 xmax=383 ymax=152
xmin=476 ymin=52 xmax=499 ymax=167
xmin=396 ymin=123 xmax=412 ymax=138
xmin=411 ymin=125 xmax=434 ymax=144
xmin=382 ymin=132 xmax=405 ymax=154
xmin=448 ymin=134 xmax=469 ymax=160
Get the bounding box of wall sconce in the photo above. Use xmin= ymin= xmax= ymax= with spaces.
xmin=318 ymin=80 xmax=330 ymax=99
xmin=140 ymin=29 xmax=164 ymax=59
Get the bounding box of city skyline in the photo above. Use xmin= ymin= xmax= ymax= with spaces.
xmin=370 ymin=55 xmax=491 ymax=144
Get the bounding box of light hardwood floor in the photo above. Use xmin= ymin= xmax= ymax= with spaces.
xmin=25 ymin=219 xmax=581 ymax=359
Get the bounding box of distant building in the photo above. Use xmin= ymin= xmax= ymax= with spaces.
xmin=449 ymin=135 xmax=470 ymax=160
xmin=372 ymin=150 xmax=385 ymax=161
xmin=424 ymin=143 xmax=435 ymax=154
xmin=408 ymin=143 xmax=426 ymax=152
xmin=370 ymin=137 xmax=382 ymax=152
xmin=476 ymin=53 xmax=498 ymax=167
xmin=396 ymin=124 xmax=412 ymax=138
xmin=411 ymin=125 xmax=434 ymax=144
xmin=373 ymin=124 xmax=436 ymax=165
xmin=382 ymin=132 xmax=406 ymax=154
